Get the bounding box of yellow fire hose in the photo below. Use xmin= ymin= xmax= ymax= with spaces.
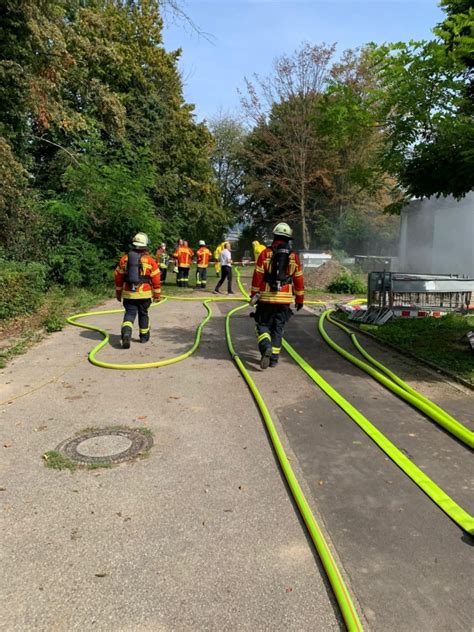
xmin=225 ymin=281 xmax=364 ymax=631
xmin=323 ymin=311 xmax=474 ymax=449
xmin=67 ymin=280 xmax=364 ymax=631
xmin=66 ymin=296 xmax=242 ymax=370
xmin=65 ymin=269 xmax=474 ymax=632
xmin=235 ymin=272 xmax=474 ymax=536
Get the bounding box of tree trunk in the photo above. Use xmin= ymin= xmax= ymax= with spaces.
xmin=300 ymin=185 xmax=310 ymax=250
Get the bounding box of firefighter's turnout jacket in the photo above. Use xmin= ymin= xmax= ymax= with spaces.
xmin=174 ymin=245 xmax=194 ymax=268
xmin=156 ymin=248 xmax=169 ymax=270
xmin=196 ymin=245 xmax=212 ymax=268
xmin=115 ymin=252 xmax=161 ymax=300
xmin=251 ymin=240 xmax=304 ymax=305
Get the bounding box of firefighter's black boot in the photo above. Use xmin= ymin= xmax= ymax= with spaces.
xmin=260 ymin=345 xmax=272 ymax=370
xmin=269 ymin=358 xmax=278 ymax=368
xmin=122 ymin=333 xmax=131 ymax=349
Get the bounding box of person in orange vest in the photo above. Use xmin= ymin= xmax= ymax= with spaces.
xmin=115 ymin=232 xmax=161 ymax=349
xmin=250 ymin=222 xmax=304 ymax=369
xmin=174 ymin=240 xmax=194 ymax=287
xmin=195 ymin=240 xmax=213 ymax=289
xmin=172 ymin=239 xmax=183 ymax=285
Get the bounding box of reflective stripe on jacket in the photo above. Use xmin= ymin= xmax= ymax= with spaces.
xmin=250 ymin=242 xmax=304 ymax=305
xmin=196 ymin=246 xmax=212 ymax=268
xmin=174 ymin=246 xmax=194 ymax=268
xmin=115 ymin=253 xmax=161 ymax=300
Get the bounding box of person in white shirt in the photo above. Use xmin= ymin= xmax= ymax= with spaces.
xmin=213 ymin=242 xmax=234 ymax=294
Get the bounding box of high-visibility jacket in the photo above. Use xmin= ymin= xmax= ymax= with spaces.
xmin=196 ymin=246 xmax=212 ymax=268
xmin=252 ymin=241 xmax=266 ymax=262
xmin=115 ymin=252 xmax=161 ymax=300
xmin=214 ymin=242 xmax=226 ymax=274
xmin=174 ymin=246 xmax=194 ymax=268
xmin=251 ymin=240 xmax=304 ymax=305
xmin=156 ymin=249 xmax=169 ymax=270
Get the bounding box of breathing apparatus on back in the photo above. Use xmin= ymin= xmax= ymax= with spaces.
xmin=265 ymin=222 xmax=293 ymax=292
xmin=126 ymin=233 xmax=149 ymax=292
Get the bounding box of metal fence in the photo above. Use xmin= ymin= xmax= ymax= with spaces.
xmin=368 ymin=272 xmax=474 ymax=312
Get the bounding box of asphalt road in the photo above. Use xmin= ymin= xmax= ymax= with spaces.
xmin=229 ymin=308 xmax=473 ymax=632
xmin=1 ymin=294 xmax=341 ymax=632
xmin=1 ymin=290 xmax=473 ymax=631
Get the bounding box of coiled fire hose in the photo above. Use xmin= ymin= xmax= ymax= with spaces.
xmin=67 ymin=281 xmax=364 ymax=631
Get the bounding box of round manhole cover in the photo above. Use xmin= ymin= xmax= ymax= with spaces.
xmin=56 ymin=428 xmax=153 ymax=465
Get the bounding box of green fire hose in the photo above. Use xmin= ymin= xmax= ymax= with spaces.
xmin=235 ymin=271 xmax=474 ymax=535
xmin=225 ymin=302 xmax=364 ymax=632
xmin=65 ymin=269 xmax=474 ymax=632
xmin=67 ymin=283 xmax=364 ymax=631
xmin=319 ymin=311 xmax=473 ymax=449
xmin=66 ymin=295 xmax=242 ymax=370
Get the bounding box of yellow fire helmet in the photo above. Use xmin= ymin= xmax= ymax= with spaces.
xmin=272 ymin=222 xmax=293 ymax=238
xmin=132 ymin=232 xmax=149 ymax=248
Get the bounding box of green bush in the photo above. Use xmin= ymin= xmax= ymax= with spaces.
xmin=0 ymin=260 xmax=47 ymax=320
xmin=327 ymin=271 xmax=367 ymax=294
xmin=44 ymin=238 xmax=112 ymax=288
xmin=41 ymin=287 xmax=66 ymax=332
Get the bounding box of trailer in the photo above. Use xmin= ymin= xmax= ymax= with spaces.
xmin=350 ymin=272 xmax=474 ymax=324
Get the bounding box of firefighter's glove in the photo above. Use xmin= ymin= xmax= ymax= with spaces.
xmin=295 ymin=303 xmax=304 ymax=312
xmin=153 ymin=296 xmax=161 ymax=303
xmin=115 ymin=292 xmax=122 ymax=302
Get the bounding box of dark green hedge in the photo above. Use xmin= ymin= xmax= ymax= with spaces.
xmin=0 ymin=260 xmax=47 ymax=320
xmin=327 ymin=271 xmax=367 ymax=294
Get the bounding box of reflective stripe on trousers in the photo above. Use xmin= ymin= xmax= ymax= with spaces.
xmin=122 ymin=298 xmax=152 ymax=339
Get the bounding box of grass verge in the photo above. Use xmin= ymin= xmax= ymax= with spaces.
xmin=0 ymin=284 xmax=112 ymax=368
xmin=342 ymin=312 xmax=474 ymax=384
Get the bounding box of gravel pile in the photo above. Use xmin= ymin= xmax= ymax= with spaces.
xmin=303 ymin=260 xmax=347 ymax=289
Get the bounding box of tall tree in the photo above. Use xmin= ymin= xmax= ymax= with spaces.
xmin=371 ymin=0 xmax=474 ymax=201
xmin=315 ymin=47 xmax=400 ymax=246
xmin=0 ymin=0 xmax=224 ymax=283
xmin=240 ymin=43 xmax=336 ymax=249
xmin=240 ymin=45 xmax=396 ymax=252
xmin=209 ymin=115 xmax=246 ymax=218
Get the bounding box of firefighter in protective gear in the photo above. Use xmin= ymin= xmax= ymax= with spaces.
xmin=252 ymin=240 xmax=266 ymax=262
xmin=214 ymin=242 xmax=226 ymax=277
xmin=172 ymin=239 xmax=183 ymax=283
xmin=195 ymin=240 xmax=213 ymax=288
xmin=173 ymin=240 xmax=194 ymax=287
xmin=115 ymin=233 xmax=161 ymax=349
xmin=250 ymin=222 xmax=304 ymax=369
xmin=155 ymin=242 xmax=169 ymax=284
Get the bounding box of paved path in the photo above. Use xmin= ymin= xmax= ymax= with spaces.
xmin=230 ymin=310 xmax=473 ymax=632
xmin=0 ymin=295 xmax=342 ymax=632
xmin=1 ymin=292 xmax=473 ymax=631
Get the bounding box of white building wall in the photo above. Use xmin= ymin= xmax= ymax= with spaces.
xmin=398 ymin=194 xmax=474 ymax=276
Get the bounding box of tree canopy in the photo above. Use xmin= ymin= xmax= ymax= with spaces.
xmin=0 ymin=0 xmax=225 ymax=285
xmin=371 ymin=0 xmax=474 ymax=201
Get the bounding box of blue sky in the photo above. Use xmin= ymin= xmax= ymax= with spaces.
xmin=163 ymin=0 xmax=445 ymax=122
